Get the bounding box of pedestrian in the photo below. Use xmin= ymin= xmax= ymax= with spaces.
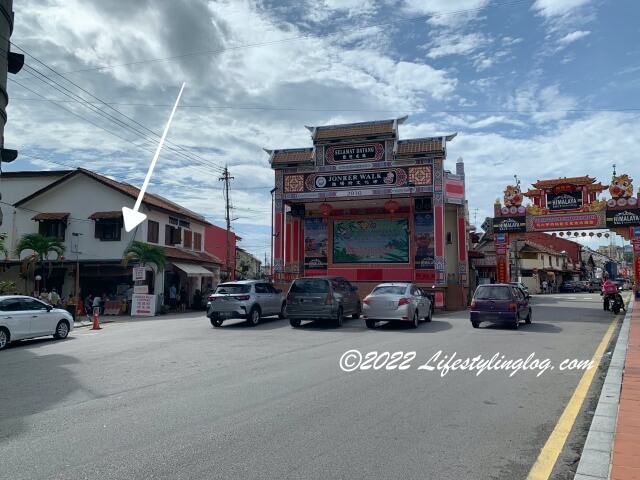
xmin=542 ymin=280 xmax=548 ymax=294
xmin=179 ymin=286 xmax=187 ymax=312
xmin=169 ymin=284 xmax=177 ymax=312
xmin=85 ymin=294 xmax=94 ymax=317
xmin=92 ymin=294 xmax=102 ymax=316
xmin=49 ymin=288 xmax=60 ymax=307
xmin=39 ymin=288 xmax=49 ymax=303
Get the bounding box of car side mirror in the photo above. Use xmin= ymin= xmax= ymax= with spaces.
xmin=46 ymin=304 xmax=53 ymax=312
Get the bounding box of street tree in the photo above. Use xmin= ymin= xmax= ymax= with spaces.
xmin=121 ymin=241 xmax=167 ymax=288
xmin=14 ymin=233 xmax=65 ymax=291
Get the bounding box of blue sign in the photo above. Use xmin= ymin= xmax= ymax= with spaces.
xmin=496 ymin=233 xmax=507 ymax=243
xmin=634 ymin=227 xmax=640 ymax=237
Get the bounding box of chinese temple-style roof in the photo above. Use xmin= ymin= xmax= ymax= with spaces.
xmin=306 ymin=117 xmax=406 ymax=142
xmin=395 ymin=134 xmax=456 ymax=157
xmin=531 ymin=176 xmax=598 ymax=189
xmin=266 ymin=148 xmax=314 ymax=166
xmin=523 ymin=188 xmax=541 ymax=198
xmin=586 ymin=182 xmax=608 ymax=192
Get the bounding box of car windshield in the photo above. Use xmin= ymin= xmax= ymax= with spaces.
xmin=372 ymin=285 xmax=407 ymax=295
xmin=214 ymin=284 xmax=251 ymax=294
xmin=474 ymin=286 xmax=512 ymax=300
xmin=290 ymin=279 xmax=330 ymax=293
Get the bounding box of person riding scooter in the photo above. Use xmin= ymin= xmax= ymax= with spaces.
xmin=602 ymin=278 xmax=624 ymax=313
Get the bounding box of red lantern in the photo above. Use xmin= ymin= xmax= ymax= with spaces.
xmin=551 ymin=232 xmax=557 ymax=236
xmin=566 ymin=231 xmax=571 ymax=236
xmin=605 ymin=233 xmax=610 ymax=238
xmin=384 ymin=199 xmax=400 ymax=215
xmin=60 ymin=255 xmax=65 ymax=261
xmin=573 ymin=232 xmax=579 ymax=237
xmin=581 ymin=232 xmax=586 ymax=237
xmin=597 ymin=233 xmax=602 ymax=238
xmin=559 ymin=232 xmax=564 ymax=236
xmin=589 ymin=232 xmax=594 ymax=237
xmin=318 ymin=202 xmax=332 ymax=217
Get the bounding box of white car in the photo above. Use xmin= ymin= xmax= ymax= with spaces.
xmin=0 ymin=295 xmax=74 ymax=350
xmin=362 ymin=282 xmax=432 ymax=329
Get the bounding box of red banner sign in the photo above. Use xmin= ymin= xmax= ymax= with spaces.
xmin=496 ymin=257 xmax=509 ymax=283
xmin=531 ymin=212 xmax=601 ymax=230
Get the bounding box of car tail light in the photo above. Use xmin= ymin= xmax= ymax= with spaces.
xmin=325 ymin=293 xmax=333 ymax=305
xmin=363 ymin=296 xmax=371 ymax=305
xmin=509 ymin=303 xmax=517 ymax=311
xmin=470 ymin=300 xmax=476 ymax=309
xmin=398 ymin=297 xmax=411 ymax=306
xmin=234 ymin=295 xmax=250 ymax=301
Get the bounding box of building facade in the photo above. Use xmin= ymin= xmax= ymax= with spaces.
xmin=267 ymin=117 xmax=468 ymax=309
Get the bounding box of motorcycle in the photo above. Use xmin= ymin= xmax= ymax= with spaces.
xmin=602 ymin=291 xmax=625 ymax=314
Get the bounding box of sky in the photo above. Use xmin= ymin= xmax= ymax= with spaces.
xmin=2 ymin=0 xmax=639 ymax=261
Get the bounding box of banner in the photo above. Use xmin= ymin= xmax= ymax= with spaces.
xmin=133 ymin=267 xmax=146 ymax=281
xmin=414 ymin=212 xmax=434 ymax=270
xmin=496 ymin=257 xmax=509 ymax=283
xmin=529 ymin=212 xmax=603 ymax=231
xmin=304 ymin=217 xmax=328 ymax=270
xmin=131 ymin=294 xmax=156 ymax=316
xmin=493 ymin=217 xmax=526 ymax=233
xmin=332 ymin=218 xmax=409 ymax=264
xmin=546 ymin=191 xmax=582 ymax=211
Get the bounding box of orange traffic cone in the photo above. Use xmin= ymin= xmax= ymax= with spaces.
xmin=92 ymin=307 xmax=102 ymax=330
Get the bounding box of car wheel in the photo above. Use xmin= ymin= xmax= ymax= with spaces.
xmin=471 ymin=321 xmax=479 ymax=329
xmin=513 ymin=315 xmax=520 ymax=329
xmin=247 ymin=307 xmax=261 ymax=326
xmin=289 ymin=318 xmax=301 ymax=328
xmin=425 ymin=308 xmax=432 ymax=322
xmin=0 ymin=328 xmax=8 ymax=350
xmin=278 ymin=303 xmax=286 ymax=319
xmin=411 ymin=312 xmax=419 ymax=329
xmin=210 ymin=318 xmax=223 ymax=328
xmin=525 ymin=308 xmax=532 ymax=324
xmin=53 ymin=320 xmax=70 ymax=340
xmin=352 ymin=302 xmax=361 ymax=320
xmin=365 ymin=319 xmax=376 ymax=329
xmin=335 ymin=307 xmax=344 ymax=328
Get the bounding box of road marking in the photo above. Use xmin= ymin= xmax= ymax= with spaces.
xmin=525 ymin=315 xmax=618 ymax=480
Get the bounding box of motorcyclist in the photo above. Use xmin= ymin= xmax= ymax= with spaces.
xmin=602 ymin=278 xmax=618 ymax=311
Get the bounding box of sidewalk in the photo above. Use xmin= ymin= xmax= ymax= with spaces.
xmin=575 ymin=295 xmax=639 ymax=480
xmin=73 ymin=310 xmax=200 ymax=328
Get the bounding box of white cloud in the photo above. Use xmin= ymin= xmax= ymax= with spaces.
xmin=532 ymin=0 xmax=594 ymax=19
xmin=558 ymin=30 xmax=591 ymax=45
xmin=426 ymin=32 xmax=491 ymax=59
xmin=402 ymin=0 xmax=491 ymax=27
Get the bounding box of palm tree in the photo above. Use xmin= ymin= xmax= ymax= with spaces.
xmin=14 ymin=233 xmax=65 ymax=291
xmin=121 ymin=241 xmax=167 ymax=287
xmin=0 ymin=232 xmax=7 ymax=258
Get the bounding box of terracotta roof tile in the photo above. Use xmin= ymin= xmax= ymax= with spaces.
xmin=270 ymin=149 xmax=314 ymax=165
xmin=164 ymin=246 xmax=222 ymax=264
xmin=312 ymin=120 xmax=396 ymax=141
xmin=88 ymin=211 xmax=123 ymax=220
xmin=32 ymin=212 xmax=69 ymax=221
xmin=532 ymin=176 xmax=597 ymax=188
xmin=396 ymin=138 xmax=444 ymax=156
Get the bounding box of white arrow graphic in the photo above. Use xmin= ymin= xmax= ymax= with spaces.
xmin=122 ymin=82 xmax=186 ymax=232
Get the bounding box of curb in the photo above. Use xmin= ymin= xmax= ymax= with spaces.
xmin=574 ymin=296 xmax=634 ymax=480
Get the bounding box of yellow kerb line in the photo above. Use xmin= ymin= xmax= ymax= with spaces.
xmin=525 ymin=316 xmax=618 ymax=480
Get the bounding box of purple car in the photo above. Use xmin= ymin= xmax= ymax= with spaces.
xmin=470 ymin=284 xmax=532 ymax=329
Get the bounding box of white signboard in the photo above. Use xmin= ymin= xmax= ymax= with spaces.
xmin=133 ymin=267 xmax=146 ymax=281
xmin=134 ymin=285 xmax=148 ymax=294
xmin=131 ymin=294 xmax=156 ymax=316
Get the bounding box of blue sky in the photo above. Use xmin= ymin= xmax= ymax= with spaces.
xmin=2 ymin=0 xmax=639 ymax=259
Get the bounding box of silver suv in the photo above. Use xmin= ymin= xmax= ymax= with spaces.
xmin=206 ymin=280 xmax=287 ymax=327
xmin=285 ymin=276 xmax=361 ymax=328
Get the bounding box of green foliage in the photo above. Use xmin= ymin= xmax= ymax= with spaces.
xmin=14 ymin=233 xmax=66 ymax=290
xmin=0 ymin=280 xmax=16 ymax=294
xmin=0 ymin=232 xmax=7 ymax=257
xmin=122 ymin=241 xmax=167 ymax=272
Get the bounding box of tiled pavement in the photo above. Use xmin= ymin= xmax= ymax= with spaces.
xmin=575 ymin=295 xmax=640 ymax=480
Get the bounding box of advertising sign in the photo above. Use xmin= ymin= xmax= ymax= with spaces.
xmin=304 ymin=217 xmax=328 ymax=270
xmin=325 ymin=142 xmax=385 ymax=164
xmin=605 ymin=209 xmax=640 ymax=228
xmin=303 ymin=168 xmax=411 ymax=192
xmin=496 ymin=257 xmax=509 ymax=283
xmin=495 ymin=233 xmax=507 ymax=245
xmin=133 ymin=285 xmax=148 ymax=294
xmin=546 ymin=191 xmax=582 ymax=211
xmin=133 ymin=267 xmax=146 ymax=281
xmin=632 ymin=226 xmax=640 ymax=237
xmin=131 ymin=294 xmax=156 ymax=316
xmin=530 ymin=212 xmax=603 ymax=231
xmin=332 ymin=218 xmax=409 ymax=264
xmin=414 ymin=212 xmax=434 ymax=270
xmin=493 ymin=217 xmax=526 ymax=233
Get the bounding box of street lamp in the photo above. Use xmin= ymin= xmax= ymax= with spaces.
xmin=35 ymin=275 xmax=42 ymax=296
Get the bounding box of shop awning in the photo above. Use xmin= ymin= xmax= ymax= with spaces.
xmin=88 ymin=211 xmax=123 ymax=220
xmin=172 ymin=262 xmax=214 ymax=277
xmin=32 ymin=212 xmax=69 ymax=221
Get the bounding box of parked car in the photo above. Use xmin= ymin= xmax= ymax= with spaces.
xmin=469 ymin=284 xmax=532 ymax=329
xmin=362 ymin=282 xmax=432 ymax=329
xmin=589 ymin=279 xmax=603 ymax=292
xmin=559 ymin=280 xmax=579 ymax=293
xmin=206 ymin=280 xmax=287 ymax=327
xmin=285 ymin=276 xmax=361 ymax=328
xmin=0 ymin=295 xmax=74 ymax=350
xmin=575 ymin=281 xmax=589 ymax=292
xmin=507 ymin=281 xmax=530 ymax=298
xmin=612 ymin=279 xmax=625 ymax=291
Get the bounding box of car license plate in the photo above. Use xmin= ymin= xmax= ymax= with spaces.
xmin=484 ymin=315 xmax=499 ymax=321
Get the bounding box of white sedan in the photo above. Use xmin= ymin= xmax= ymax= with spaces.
xmin=362 ymin=282 xmax=433 ymax=329
xmin=0 ymin=295 xmax=74 ymax=350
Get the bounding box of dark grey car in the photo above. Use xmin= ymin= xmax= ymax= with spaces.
xmin=285 ymin=276 xmax=361 ymax=328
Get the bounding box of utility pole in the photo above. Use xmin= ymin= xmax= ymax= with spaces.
xmin=219 ymin=166 xmax=233 ymax=281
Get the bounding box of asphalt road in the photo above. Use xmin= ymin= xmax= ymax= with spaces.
xmin=0 ymin=292 xmax=623 ymax=480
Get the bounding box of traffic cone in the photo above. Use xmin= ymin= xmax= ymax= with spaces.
xmin=92 ymin=307 xmax=102 ymax=330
